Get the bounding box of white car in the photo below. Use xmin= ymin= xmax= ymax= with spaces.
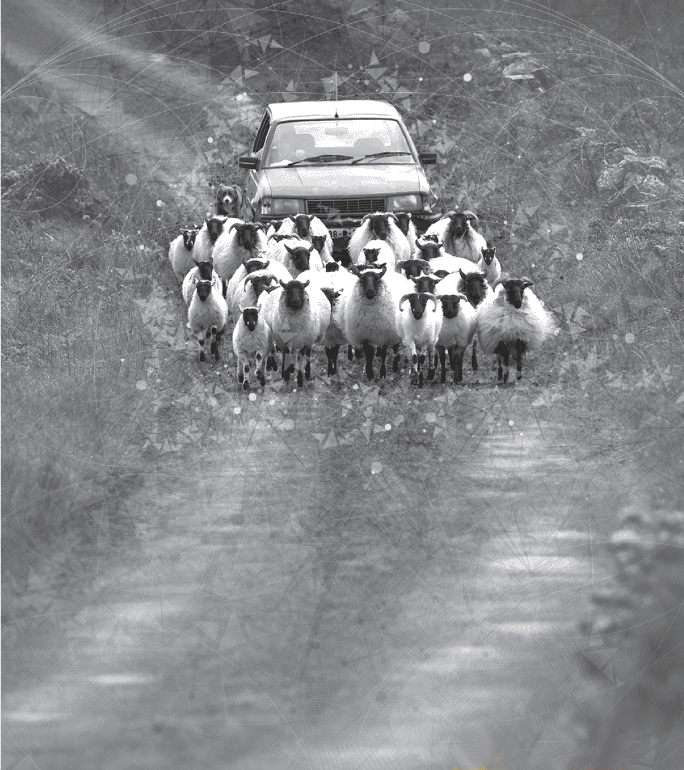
xmin=238 ymin=99 xmax=440 ymax=256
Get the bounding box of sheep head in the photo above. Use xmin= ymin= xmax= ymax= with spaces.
xmin=458 ymin=268 xmax=489 ymax=307
xmin=480 ymin=242 xmax=497 ymax=265
xmin=230 ymin=222 xmax=264 ymax=251
xmin=238 ymin=305 xmax=260 ymax=331
xmin=279 ymin=278 xmax=310 ymax=310
xmin=437 ymin=292 xmax=468 ymax=319
xmin=350 ymin=264 xmax=387 ymax=299
xmin=411 ymin=274 xmax=441 ymax=294
xmin=394 ymin=212 xmax=412 ymax=236
xmin=399 ymin=292 xmax=438 ymax=319
xmin=361 ymin=212 xmax=395 ymax=240
xmin=362 ymin=247 xmax=382 ymax=264
xmin=216 ymin=184 xmax=243 ymax=217
xmin=397 ymin=258 xmax=431 ymax=278
xmin=195 ymin=279 xmax=213 ymax=302
xmin=205 ymin=215 xmax=227 ymax=243
xmin=494 ymin=276 xmax=534 ymax=309
xmin=320 ymin=287 xmax=343 ymax=307
xmin=193 ymin=258 xmax=214 ymax=280
xmin=289 ymin=214 xmax=315 ymax=239
xmin=284 ymin=243 xmax=315 ymax=272
xmin=243 ymin=257 xmax=270 ymax=274
xmin=310 ymin=235 xmax=327 ymax=254
xmin=325 ymin=261 xmax=340 ymax=272
xmin=446 ymin=211 xmax=469 ymax=240
xmin=414 ymin=238 xmax=443 ymax=260
xmin=244 ymin=273 xmax=276 ymax=299
xmin=181 ymin=229 xmax=198 ymax=250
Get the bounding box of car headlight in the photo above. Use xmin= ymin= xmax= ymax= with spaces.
xmin=387 ymin=194 xmax=422 ymax=211
xmin=261 ymin=198 xmax=306 ymax=215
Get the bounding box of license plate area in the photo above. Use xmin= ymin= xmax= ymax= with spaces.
xmin=329 ymin=229 xmax=351 ymax=239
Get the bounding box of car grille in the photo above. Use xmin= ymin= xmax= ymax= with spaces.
xmin=306 ymin=198 xmax=385 ymax=217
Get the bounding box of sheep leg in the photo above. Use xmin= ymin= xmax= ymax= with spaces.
xmin=355 ymin=346 xmax=363 ymax=361
xmin=495 ymin=342 xmax=509 ymax=384
xmin=326 ymin=345 xmax=340 ymax=376
xmin=266 ymin=346 xmax=278 ymax=372
xmin=304 ymin=347 xmax=312 ymax=381
xmin=426 ymin=346 xmax=436 ymax=381
xmin=450 ymin=347 xmax=464 ymax=384
xmin=210 ymin=325 xmax=218 ymax=357
xmin=347 ymin=344 xmax=354 ymax=361
xmin=471 ymin=338 xmax=478 ymax=372
xmin=407 ymin=341 xmax=419 ymax=386
xmin=256 ymin=352 xmax=265 ymax=387
xmin=515 ymin=339 xmax=526 ymax=380
xmin=198 ymin=333 xmax=206 ymax=362
xmin=214 ymin=327 xmax=223 ymax=361
xmin=437 ymin=345 xmax=447 ymax=384
xmin=282 ymin=346 xmax=294 ymax=382
xmin=362 ymin=342 xmax=375 ymax=380
xmin=392 ymin=342 xmax=400 ymax=373
xmin=378 ymin=344 xmax=389 ymax=378
xmin=242 ymin=360 xmax=251 ymax=390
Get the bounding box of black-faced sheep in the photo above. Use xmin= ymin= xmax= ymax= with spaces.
xmin=182 ymin=258 xmax=224 ymax=306
xmin=425 ymin=210 xmax=487 ymax=262
xmin=226 ymin=257 xmax=292 ymax=317
xmin=455 ymin=267 xmax=493 ymax=373
xmin=397 ymin=291 xmax=443 ymax=386
xmin=276 ymin=214 xmax=334 ymax=264
xmin=232 ymin=305 xmax=274 ymax=389
xmin=413 ymin=237 xmax=481 ymax=276
xmin=193 ymin=215 xmax=234 ymax=263
xmin=357 ymin=239 xmax=397 ymax=272
xmin=476 ymin=276 xmax=557 ymax=383
xmin=347 ymin=212 xmax=411 ymax=265
xmin=187 ymin=275 xmax=229 ymax=363
xmin=477 ymin=241 xmax=501 ymax=285
xmin=212 ymin=221 xmax=269 ymax=283
xmin=434 ymin=274 xmax=478 ymax=383
xmin=394 ymin=212 xmax=418 ymax=248
xmin=168 ymin=226 xmax=201 ymax=282
xmin=396 ymin=258 xmax=433 ymax=279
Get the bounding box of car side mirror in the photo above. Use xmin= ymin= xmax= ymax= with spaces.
xmin=419 ymin=153 xmax=437 ymax=165
xmin=238 ymin=157 xmax=259 ymax=170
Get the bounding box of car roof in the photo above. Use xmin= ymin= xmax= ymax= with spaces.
xmin=267 ymin=100 xmax=402 ymax=122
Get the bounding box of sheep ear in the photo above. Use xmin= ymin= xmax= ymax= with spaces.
xmin=459 ymin=268 xmax=467 ymax=278
xmin=238 ymin=304 xmax=243 ymax=313
xmin=308 ymin=215 xmax=314 ymax=221
xmin=415 ymin=238 xmax=422 ymax=248
xmin=349 ymin=265 xmax=361 ymax=277
xmin=301 ymin=280 xmax=310 ymax=289
xmin=436 ymin=240 xmax=444 ymax=249
xmin=388 ymin=212 xmax=399 ymax=223
xmin=279 ymin=279 xmax=288 ymax=289
xmin=193 ymin=258 xmax=201 ymax=268
xmin=308 ymin=244 xmax=316 ymax=254
xmin=361 ymin=213 xmax=371 ymax=223
xmin=456 ymin=292 xmax=468 ymax=301
xmin=284 ymin=244 xmax=295 ymax=255
xmin=522 ymin=277 xmax=534 ymax=288
xmin=379 ymin=264 xmax=387 ymax=278
xmin=244 ymin=276 xmax=254 ymax=290
xmin=230 ymin=223 xmax=239 ymax=232
xmin=396 ymin=260 xmax=406 ymax=269
xmin=492 ymin=277 xmax=505 ymax=290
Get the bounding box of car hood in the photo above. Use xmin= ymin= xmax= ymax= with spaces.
xmin=259 ymin=164 xmax=428 ymax=198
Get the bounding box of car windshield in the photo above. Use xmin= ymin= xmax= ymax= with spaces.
xmin=263 ymin=118 xmax=414 ymax=167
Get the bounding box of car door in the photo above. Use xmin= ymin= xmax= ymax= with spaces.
xmin=246 ymin=111 xmax=271 ymax=206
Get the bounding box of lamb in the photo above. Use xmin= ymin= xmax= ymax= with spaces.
xmin=424 ymin=210 xmax=487 ymax=262
xmin=397 ymin=290 xmax=443 ymax=386
xmin=476 ymin=276 xmax=557 ymax=383
xmin=225 ymin=257 xmax=292 ymax=317
xmin=394 ymin=212 xmax=418 ymax=248
xmin=232 ymin=305 xmax=274 ymax=389
xmin=187 ymin=274 xmax=229 ymax=363
xmin=413 ymin=237 xmax=481 ymax=276
xmin=168 ymin=226 xmax=201 ymax=282
xmin=212 ymin=221 xmax=269 ymax=283
xmin=268 ymin=238 xmax=324 ymax=277
xmin=276 ymin=214 xmax=334 ymax=264
xmin=434 ymin=273 xmax=478 ymax=384
xmin=357 ymin=238 xmax=397 ymax=271
xmin=338 ymin=264 xmax=404 ymax=380
xmin=347 ymin=212 xmax=411 ymax=265
xmin=193 ymin=215 xmax=235 ymax=263
xmin=182 ymin=258 xmax=224 ymax=306
xmin=215 ymin=183 xmax=243 ymax=218
xmin=477 ymin=241 xmax=501 ymax=285
xmin=260 ymin=278 xmax=331 ymax=386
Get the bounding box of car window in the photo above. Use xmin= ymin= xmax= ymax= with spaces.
xmin=263 ymin=119 xmax=414 ymax=167
xmin=253 ymin=112 xmax=270 ymax=153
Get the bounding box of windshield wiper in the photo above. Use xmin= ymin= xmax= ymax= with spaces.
xmin=286 ymin=154 xmax=353 ymax=167
xmin=350 ymin=151 xmax=412 ymax=165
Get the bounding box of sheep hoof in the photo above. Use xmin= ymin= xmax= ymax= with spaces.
xmin=427 ymin=368 xmax=435 ymax=381
xmin=516 ymin=371 xmax=523 ymax=380
xmin=214 ymin=350 xmax=221 ymax=361
xmin=257 ymin=372 xmax=265 ymax=387
xmin=297 ymin=372 xmax=304 ymax=387
xmin=242 ymin=380 xmax=250 ymax=391
xmin=199 ymin=351 xmax=206 ymax=362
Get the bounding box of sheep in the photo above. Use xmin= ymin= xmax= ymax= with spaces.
xmin=434 ymin=274 xmax=478 ymax=384
xmin=413 ymin=237 xmax=481 ymax=276
xmin=260 ymin=278 xmax=331 ymax=386
xmin=193 ymin=215 xmax=236 ymax=263
xmin=233 ymin=272 xmax=283 ymax=319
xmin=187 ymin=274 xmax=229 ymax=363
xmin=476 ymin=276 xmax=557 ymax=383
xmin=212 ymin=221 xmax=269 ymax=283
xmin=225 ymin=257 xmax=292 ymax=317
xmin=424 ymin=210 xmax=487 ymax=262
xmin=454 ymin=267 xmax=493 ymax=374
xmin=397 ymin=290 xmax=442 ymax=386
xmin=476 ymin=241 xmax=501 ymax=285
xmin=267 ymin=237 xmax=324 ymax=277
xmin=277 ymin=214 xmax=334 ymax=264
xmin=232 ymin=305 xmax=274 ymax=389
xmin=339 ymin=264 xmax=404 ymax=380
xmin=394 ymin=212 xmax=418 ymax=248
xmin=357 ymin=238 xmax=397 ymax=272
xmin=347 ymin=212 xmax=411 ymax=265
xmin=215 ymin=183 xmax=243 ymax=218
xmin=182 ymin=258 xmax=224 ymax=306
xmin=168 ymin=226 xmax=201 ymax=282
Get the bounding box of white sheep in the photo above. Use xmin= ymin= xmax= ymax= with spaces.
xmin=212 ymin=221 xmax=269 ymax=283
xmin=339 ymin=264 xmax=405 ymax=380
xmin=225 ymin=257 xmax=292 ymax=317
xmin=276 ymin=214 xmax=334 ymax=264
xmin=232 ymin=305 xmax=275 ymax=389
xmin=476 ymin=241 xmax=501 ymax=285
xmin=215 ymin=183 xmax=243 ymax=218
xmin=425 ymin=210 xmax=487 ymax=262
xmin=357 ymin=238 xmax=397 ymax=272
xmin=476 ymin=276 xmax=557 ymax=383
xmin=192 ymin=215 xmax=236 ymax=263
xmin=347 ymin=212 xmax=411 ymax=265
xmin=182 ymin=258 xmax=224 ymax=306
xmin=260 ymin=278 xmax=331 ymax=386
xmin=413 ymin=236 xmax=481 ymax=276
xmin=397 ymin=290 xmax=443 ymax=386
xmin=187 ymin=274 xmax=229 ymax=363
xmin=267 ymin=237 xmax=324 ymax=277
xmin=168 ymin=226 xmax=201 ymax=282
xmin=434 ymin=273 xmax=478 ymax=384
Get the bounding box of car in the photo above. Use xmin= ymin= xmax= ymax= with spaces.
xmin=238 ymin=99 xmax=441 ymax=258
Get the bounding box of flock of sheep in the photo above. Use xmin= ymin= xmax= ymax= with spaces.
xmin=168 ymin=183 xmax=557 ymax=388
